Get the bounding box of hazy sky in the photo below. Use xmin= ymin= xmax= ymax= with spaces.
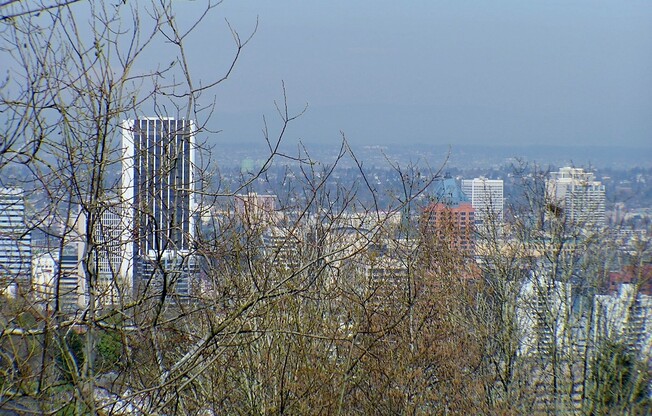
xmin=174 ymin=1 xmax=652 ymax=149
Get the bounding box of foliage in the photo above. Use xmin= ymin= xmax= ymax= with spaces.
xmin=95 ymin=328 xmax=123 ymax=374
xmin=589 ymin=341 xmax=651 ymax=415
xmin=55 ymin=331 xmax=84 ymax=384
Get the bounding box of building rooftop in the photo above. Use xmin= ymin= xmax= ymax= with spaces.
xmin=431 ymin=174 xmax=469 ymax=207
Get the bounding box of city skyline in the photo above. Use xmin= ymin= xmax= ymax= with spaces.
xmin=0 ymin=2 xmax=650 ymax=412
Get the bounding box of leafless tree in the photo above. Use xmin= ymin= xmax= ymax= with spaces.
xmin=3 ymin=2 xmax=649 ymax=415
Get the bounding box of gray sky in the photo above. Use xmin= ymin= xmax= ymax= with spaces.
xmin=175 ymin=0 xmax=652 ymax=149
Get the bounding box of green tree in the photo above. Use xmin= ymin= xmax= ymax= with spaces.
xmin=589 ymin=341 xmax=651 ymax=415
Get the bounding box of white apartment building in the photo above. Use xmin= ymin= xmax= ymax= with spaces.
xmin=546 ymin=167 xmax=605 ymax=230
xmin=32 ymin=252 xmax=57 ymax=307
xmin=594 ymin=285 xmax=652 ymax=361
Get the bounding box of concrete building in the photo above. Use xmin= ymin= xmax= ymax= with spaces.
xmin=59 ymin=246 xmax=83 ymax=313
xmin=423 ymin=176 xmax=475 ymax=253
xmin=0 ymin=187 xmax=31 ymax=297
xmin=30 ymin=247 xmax=81 ymax=313
xmin=262 ymin=225 xmax=301 ymax=271
xmin=518 ymin=271 xmax=576 ymax=357
xmin=546 ymin=167 xmax=606 ymax=230
xmin=31 ymin=252 xmax=57 ymax=307
xmin=78 ymin=202 xmax=131 ymax=307
xmin=235 ymin=193 xmax=279 ymax=226
xmin=594 ymin=284 xmax=652 ymax=362
xmin=358 ymin=254 xmax=409 ymax=302
xmin=120 ymin=118 xmax=198 ymax=298
xmin=461 ymin=177 xmax=504 ymax=230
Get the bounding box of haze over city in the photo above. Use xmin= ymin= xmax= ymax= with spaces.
xmin=163 ymin=0 xmax=652 ymax=153
xmin=1 ymin=1 xmax=652 ymax=414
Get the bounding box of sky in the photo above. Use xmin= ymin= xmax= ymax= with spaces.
xmin=169 ymin=1 xmax=652 ymax=149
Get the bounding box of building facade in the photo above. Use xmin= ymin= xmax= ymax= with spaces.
xmin=235 ymin=193 xmax=278 ymax=226
xmin=461 ymin=177 xmax=504 ymax=229
xmin=423 ymin=176 xmax=475 ymax=253
xmin=422 ymin=202 xmax=475 ymax=253
xmin=0 ymin=187 xmax=31 ymax=297
xmin=59 ymin=246 xmax=83 ymax=313
xmin=120 ymin=118 xmax=197 ymax=298
xmin=77 ymin=201 xmax=131 ymax=307
xmin=546 ymin=167 xmax=606 ymax=230
xmin=31 ymin=252 xmax=56 ymax=307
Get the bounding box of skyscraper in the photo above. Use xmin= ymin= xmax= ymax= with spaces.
xmin=546 ymin=167 xmax=605 ymax=230
xmin=0 ymin=187 xmax=31 ymax=297
xmin=120 ymin=118 xmax=197 ymax=297
xmin=461 ymin=177 xmax=504 ymax=229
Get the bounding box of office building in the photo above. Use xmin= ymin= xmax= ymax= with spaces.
xmin=461 ymin=177 xmax=504 ymax=229
xmin=0 ymin=187 xmax=31 ymax=297
xmin=31 ymin=248 xmax=81 ymax=313
xmin=120 ymin=117 xmax=197 ymax=297
xmin=59 ymin=246 xmax=83 ymax=313
xmin=595 ymin=284 xmax=652 ymax=362
xmin=78 ymin=201 xmax=131 ymax=307
xmin=546 ymin=167 xmax=605 ymax=230
xmin=423 ymin=176 xmax=475 ymax=253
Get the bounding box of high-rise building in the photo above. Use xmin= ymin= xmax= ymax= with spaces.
xmin=356 ymin=254 xmax=409 ymax=310
xmin=120 ymin=118 xmax=197 ymax=297
xmin=0 ymin=187 xmax=31 ymax=297
xmin=59 ymin=246 xmax=83 ymax=313
xmin=78 ymin=201 xmax=131 ymax=307
xmin=546 ymin=167 xmax=605 ymax=230
xmin=31 ymin=249 xmax=81 ymax=313
xmin=422 ymin=202 xmax=475 ymax=253
xmin=423 ymin=176 xmax=475 ymax=253
xmin=461 ymin=177 xmax=504 ymax=229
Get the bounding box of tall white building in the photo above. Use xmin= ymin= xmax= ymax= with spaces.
xmin=0 ymin=187 xmax=31 ymax=297
xmin=120 ymin=118 xmax=197 ymax=297
xmin=262 ymin=225 xmax=301 ymax=270
xmin=546 ymin=167 xmax=605 ymax=230
xmin=461 ymin=177 xmax=504 ymax=229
